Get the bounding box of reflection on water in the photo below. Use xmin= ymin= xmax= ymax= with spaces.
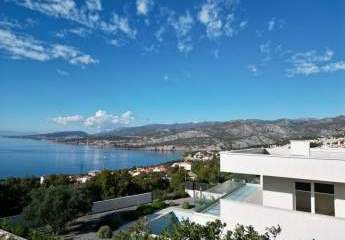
xmin=0 ymin=137 xmax=180 ymax=178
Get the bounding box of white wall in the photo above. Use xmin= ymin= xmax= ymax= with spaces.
xmin=290 ymin=140 xmax=310 ymax=156
xmin=220 ymin=199 xmax=345 ymax=240
xmin=335 ymin=183 xmax=345 ymax=218
xmin=220 ymin=152 xmax=345 ymax=183
xmin=91 ymin=192 xmax=152 ymax=213
xmin=263 ymin=176 xmax=294 ymax=210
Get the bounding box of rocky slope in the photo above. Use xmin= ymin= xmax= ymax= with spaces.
xmin=60 ymin=115 xmax=345 ymax=151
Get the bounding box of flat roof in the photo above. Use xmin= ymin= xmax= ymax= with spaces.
xmin=222 ymin=146 xmax=345 ymax=161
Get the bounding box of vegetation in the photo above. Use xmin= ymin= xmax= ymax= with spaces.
xmin=23 ymin=185 xmax=92 ymax=234
xmin=192 ymin=158 xmax=219 ymax=184
xmin=0 ymin=219 xmax=58 ymax=240
xmin=181 ymin=202 xmax=193 ymax=209
xmin=95 ymin=200 xmax=167 ymax=234
xmin=0 ymin=161 xmax=191 ymax=237
xmin=113 ymin=218 xmax=281 ymax=240
xmin=0 ymin=177 xmax=40 ymax=217
xmin=97 ymin=225 xmax=113 ymax=239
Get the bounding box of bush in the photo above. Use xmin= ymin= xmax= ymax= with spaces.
xmin=97 ymin=225 xmax=112 ymax=239
xmin=182 ymin=202 xmax=193 ymax=209
xmin=151 ymin=199 xmax=166 ymax=209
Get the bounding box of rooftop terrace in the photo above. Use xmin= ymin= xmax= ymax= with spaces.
xmin=226 ymin=140 xmax=345 ymax=161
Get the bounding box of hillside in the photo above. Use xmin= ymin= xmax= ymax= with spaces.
xmin=58 ymin=115 xmax=345 ymax=151
xmin=17 ymin=131 xmax=88 ymax=140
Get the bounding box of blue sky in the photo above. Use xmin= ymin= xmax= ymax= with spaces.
xmin=0 ymin=0 xmax=344 ymax=132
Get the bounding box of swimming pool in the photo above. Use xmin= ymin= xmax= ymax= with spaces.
xmin=202 ymin=184 xmax=261 ymax=216
xmin=148 ymin=209 xmax=194 ymax=235
xmin=225 ymin=184 xmax=259 ymax=201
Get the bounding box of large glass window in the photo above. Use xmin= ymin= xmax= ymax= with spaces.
xmin=315 ymin=183 xmax=335 ymax=216
xmin=295 ymin=182 xmax=311 ymax=212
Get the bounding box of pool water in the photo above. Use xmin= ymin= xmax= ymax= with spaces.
xmin=148 ymin=210 xmax=193 ymax=235
xmin=202 ymin=184 xmax=260 ymax=216
xmin=225 ymin=184 xmax=259 ymax=201
xmin=149 ymin=212 xmax=179 ymax=235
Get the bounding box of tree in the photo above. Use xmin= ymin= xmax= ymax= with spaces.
xmin=112 ymin=218 xmax=281 ymax=240
xmin=23 ymin=185 xmax=91 ymax=234
xmin=97 ymin=225 xmax=112 ymax=239
xmin=192 ymin=158 xmax=219 ymax=184
xmin=160 ymin=220 xmax=281 ymax=240
xmin=0 ymin=177 xmax=40 ymax=217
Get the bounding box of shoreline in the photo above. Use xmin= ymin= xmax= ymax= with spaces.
xmin=0 ymin=159 xmax=183 ymax=180
xmin=3 ymin=135 xmax=185 ymax=152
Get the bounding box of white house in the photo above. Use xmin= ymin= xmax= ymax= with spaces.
xmin=186 ymin=140 xmax=345 ymax=240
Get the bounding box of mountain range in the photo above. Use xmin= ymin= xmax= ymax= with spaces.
xmin=9 ymin=115 xmax=345 ymax=151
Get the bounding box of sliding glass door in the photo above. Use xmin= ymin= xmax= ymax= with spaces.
xmin=295 ymin=182 xmax=311 ymax=212
xmin=315 ymin=183 xmax=335 ymax=216
xmin=295 ymin=181 xmax=335 ymax=216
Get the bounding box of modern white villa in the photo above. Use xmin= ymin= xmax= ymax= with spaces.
xmin=181 ymin=140 xmax=345 ymax=240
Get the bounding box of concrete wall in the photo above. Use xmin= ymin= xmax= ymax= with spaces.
xmin=263 ymin=177 xmax=345 ymax=218
xmin=263 ymin=176 xmax=294 ymax=210
xmin=220 ymin=199 xmax=345 ymax=240
xmin=290 ymin=140 xmax=310 ymax=156
xmin=220 ymin=151 xmax=345 ymax=183
xmin=335 ymin=183 xmax=345 ymax=218
xmin=91 ymin=192 xmax=152 ymax=213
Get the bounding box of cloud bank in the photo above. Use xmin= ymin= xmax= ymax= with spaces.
xmin=52 ymin=110 xmax=134 ymax=130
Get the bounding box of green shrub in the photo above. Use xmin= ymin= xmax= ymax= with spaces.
xmin=182 ymin=202 xmax=193 ymax=209
xmin=151 ymin=199 xmax=166 ymax=209
xmin=97 ymin=225 xmax=113 ymax=239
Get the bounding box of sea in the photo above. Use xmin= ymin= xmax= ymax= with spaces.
xmin=0 ymin=136 xmax=180 ymax=179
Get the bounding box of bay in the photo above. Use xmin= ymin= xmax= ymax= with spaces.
xmin=0 ymin=136 xmax=180 ymax=178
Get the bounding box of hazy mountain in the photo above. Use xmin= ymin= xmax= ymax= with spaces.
xmin=14 ymin=116 xmax=345 ymax=150
xmin=17 ymin=131 xmax=88 ymax=140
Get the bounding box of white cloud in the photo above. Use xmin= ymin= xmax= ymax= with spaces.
xmin=259 ymin=40 xmax=272 ymax=62
xmin=198 ymin=0 xmax=243 ymax=40
xmin=51 ymin=44 xmax=97 ymax=65
xmin=118 ymin=111 xmax=135 ymax=124
xmin=268 ymin=18 xmax=275 ymax=31
xmin=53 ymin=110 xmax=134 ymax=129
xmin=154 ymin=26 xmax=165 ymax=42
xmin=15 ymin=0 xmax=136 ymax=41
xmin=248 ymin=64 xmax=258 ymax=73
xmin=0 ymin=18 xmax=22 ymax=29
xmin=321 ymin=61 xmax=345 ymax=72
xmin=86 ymin=0 xmax=102 ymax=12
xmin=136 ymin=0 xmax=154 ymax=16
xmin=239 ymin=20 xmax=248 ymax=30
xmin=69 ymin=27 xmax=91 ymax=37
xmin=0 ymin=28 xmax=50 ymax=61
xmin=52 ymin=115 xmax=84 ymax=125
xmin=101 ymin=14 xmax=137 ymax=39
xmin=57 ymin=69 xmax=69 ymax=76
xmin=20 ymin=0 xmax=77 ymax=17
xmin=0 ymin=28 xmax=97 ymax=65
xmin=168 ymin=11 xmax=194 ymax=54
xmin=287 ymin=49 xmax=345 ymax=77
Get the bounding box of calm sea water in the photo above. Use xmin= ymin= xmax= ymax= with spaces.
xmin=0 ymin=136 xmax=180 ymax=178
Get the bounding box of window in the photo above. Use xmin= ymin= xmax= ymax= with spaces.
xmin=295 ymin=182 xmax=311 ymax=212
xmin=315 ymin=183 xmax=335 ymax=216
